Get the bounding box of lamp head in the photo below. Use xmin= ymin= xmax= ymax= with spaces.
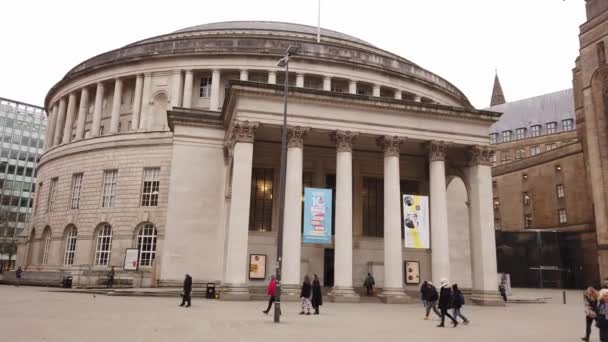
xmin=286 ymin=44 xmax=300 ymax=55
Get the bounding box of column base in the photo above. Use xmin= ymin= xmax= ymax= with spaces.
xmin=279 ymin=284 xmax=302 ymax=302
xmin=219 ymin=284 xmax=250 ymax=301
xmin=328 ymin=286 xmax=361 ymax=303
xmin=378 ymin=288 xmax=413 ymax=304
xmin=471 ymin=290 xmax=505 ymax=306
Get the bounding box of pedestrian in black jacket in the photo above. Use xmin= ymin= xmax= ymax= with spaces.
xmin=180 ymin=274 xmax=192 ymax=307
xmin=300 ymin=275 xmax=312 ymax=315
xmin=437 ymin=279 xmax=458 ymax=327
xmin=311 ymin=274 xmax=323 ymax=315
xmin=424 ymin=281 xmax=441 ymax=319
xmin=452 ymin=284 xmax=469 ymax=325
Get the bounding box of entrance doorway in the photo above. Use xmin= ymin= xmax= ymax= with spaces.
xmin=324 ymin=248 xmax=334 ymax=287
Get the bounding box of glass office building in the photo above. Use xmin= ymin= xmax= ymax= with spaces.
xmin=0 ymin=97 xmax=46 ymax=270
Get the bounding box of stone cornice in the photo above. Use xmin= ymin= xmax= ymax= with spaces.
xmin=331 ymin=130 xmax=359 ymax=152
xmin=492 ymin=141 xmax=583 ymax=177
xmin=376 ymin=135 xmax=405 ymax=157
xmin=287 ymin=126 xmax=311 ymax=148
xmin=424 ymin=141 xmax=449 ymax=161
xmin=167 ymin=107 xmax=223 ymax=131
xmin=467 ymin=145 xmax=494 ymax=166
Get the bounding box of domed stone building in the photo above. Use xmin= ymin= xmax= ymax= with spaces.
xmin=16 ymin=21 xmax=501 ymax=304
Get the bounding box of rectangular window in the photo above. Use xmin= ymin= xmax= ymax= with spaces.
xmin=546 ymin=143 xmax=557 ymax=151
xmin=494 ymin=219 xmax=501 ymax=230
xmin=558 ymin=209 xmax=567 ymax=224
xmin=70 ymin=173 xmax=83 ymax=210
xmin=530 ymin=146 xmax=541 ymax=156
xmin=501 ymin=130 xmax=512 ymax=142
xmin=99 ymin=125 xmax=104 ymax=136
xmin=363 ymin=177 xmax=384 ymax=237
xmin=141 ymin=168 xmax=160 ymax=207
xmin=523 ymin=192 xmax=530 ymax=206
xmin=531 ymin=125 xmax=541 ymax=137
xmin=199 ymin=77 xmax=212 ymax=98
xmin=556 ymin=184 xmax=565 ymax=199
xmin=547 ymin=122 xmax=557 ymax=134
xmin=500 ymin=151 xmax=511 ymax=162
xmin=516 ymin=128 xmax=526 ymax=140
xmin=515 ymin=149 xmax=525 ymax=160
xmin=101 ymin=170 xmax=117 ymax=208
xmin=491 ymin=154 xmax=497 ymax=167
xmin=562 ymin=119 xmax=574 ymax=131
xmin=249 ymin=168 xmax=274 ymax=231
xmin=117 ymin=121 xmax=122 ymax=133
xmin=47 ymin=178 xmax=58 ymax=212
xmin=490 ymin=133 xmax=498 ymax=144
xmin=524 ymin=214 xmax=532 ymax=228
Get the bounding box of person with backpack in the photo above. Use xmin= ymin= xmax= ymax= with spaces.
xmin=452 ymin=284 xmax=470 ymax=325
xmin=424 ymin=281 xmax=441 ymax=320
xmin=437 ymin=279 xmax=458 ymax=328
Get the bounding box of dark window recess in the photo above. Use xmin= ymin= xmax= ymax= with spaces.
xmin=249 ymin=168 xmax=274 ymax=232
xmin=363 ymin=177 xmax=384 ymax=237
xmin=325 ymin=174 xmax=337 ymax=236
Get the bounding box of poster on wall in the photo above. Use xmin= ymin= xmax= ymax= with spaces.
xmin=404 ymin=261 xmax=420 ymax=284
xmin=402 ymin=194 xmax=430 ymax=249
xmin=303 ymin=187 xmax=333 ymax=244
xmin=123 ymin=248 xmax=139 ymax=271
xmin=249 ymin=254 xmax=267 ymax=280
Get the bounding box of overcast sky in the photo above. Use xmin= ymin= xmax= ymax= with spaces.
xmin=0 ymin=0 xmax=585 ymax=110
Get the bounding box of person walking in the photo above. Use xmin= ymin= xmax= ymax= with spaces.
xmin=311 ymin=274 xmax=323 ymax=315
xmin=499 ymin=282 xmax=507 ymax=303
xmin=451 ymin=284 xmax=470 ymax=325
xmin=180 ymin=274 xmax=192 ymax=307
xmin=300 ymin=275 xmax=312 ymax=315
xmin=420 ymin=281 xmax=430 ymax=308
xmin=364 ymin=273 xmax=375 ymax=296
xmin=107 ymin=267 xmax=115 ymax=289
xmin=15 ymin=266 xmax=23 ymax=287
xmin=437 ymin=279 xmax=458 ymax=328
xmin=582 ymin=287 xmax=598 ymax=341
xmin=424 ymin=281 xmax=441 ymax=320
xmin=596 ymin=289 xmax=608 ymax=342
xmin=262 ymin=275 xmax=277 ymax=314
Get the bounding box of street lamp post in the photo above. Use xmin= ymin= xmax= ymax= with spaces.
xmin=274 ymin=44 xmax=300 ymax=323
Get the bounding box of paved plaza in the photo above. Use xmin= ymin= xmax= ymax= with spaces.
xmin=1 ymin=286 xmax=583 ymax=342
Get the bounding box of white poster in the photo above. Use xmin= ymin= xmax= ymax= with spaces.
xmin=403 ymin=194 xmax=430 ymax=249
xmin=123 ymin=248 xmax=139 ymax=271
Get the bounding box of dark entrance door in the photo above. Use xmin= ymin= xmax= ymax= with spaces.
xmin=324 ymin=248 xmax=334 ymax=287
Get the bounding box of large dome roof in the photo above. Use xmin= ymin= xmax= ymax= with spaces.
xmin=173 ymin=21 xmax=375 ymax=47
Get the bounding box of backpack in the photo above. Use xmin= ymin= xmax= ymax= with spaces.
xmin=429 ymin=285 xmax=439 ymax=301
xmin=456 ymin=291 xmax=465 ymax=306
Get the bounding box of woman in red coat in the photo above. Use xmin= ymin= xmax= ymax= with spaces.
xmin=262 ymin=275 xmax=277 ymax=314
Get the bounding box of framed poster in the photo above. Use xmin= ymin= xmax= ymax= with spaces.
xmin=404 ymin=261 xmax=420 ymax=284
xmin=249 ymin=254 xmax=267 ymax=280
xmin=303 ymin=187 xmax=333 ymax=244
xmin=124 ymin=248 xmax=139 ymax=271
xmin=402 ymin=194 xmax=430 ymax=249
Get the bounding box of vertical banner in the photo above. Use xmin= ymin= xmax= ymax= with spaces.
xmin=303 ymin=187 xmax=333 ymax=244
xmin=403 ymin=194 xmax=430 ymax=249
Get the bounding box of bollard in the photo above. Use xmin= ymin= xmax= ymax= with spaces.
xmin=563 ymin=290 xmax=566 ymax=304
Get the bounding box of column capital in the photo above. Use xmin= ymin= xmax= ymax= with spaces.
xmin=323 ymin=76 xmax=332 ymax=80
xmin=331 ymin=130 xmax=359 ymax=152
xmin=377 ymin=135 xmax=405 ymax=157
xmin=184 ymin=69 xmax=193 ymax=74
xmin=466 ymin=145 xmax=495 ymax=166
xmin=287 ymin=126 xmax=311 ymax=148
xmin=230 ymin=120 xmax=260 ymax=143
xmin=424 ymin=140 xmax=449 ymax=161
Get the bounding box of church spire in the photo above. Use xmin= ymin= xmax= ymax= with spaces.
xmin=490 ymin=71 xmax=506 ymax=107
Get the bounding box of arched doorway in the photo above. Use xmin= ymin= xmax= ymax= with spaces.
xmin=446 ymin=176 xmax=472 ymax=289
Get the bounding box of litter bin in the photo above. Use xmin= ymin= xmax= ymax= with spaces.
xmin=206 ymin=283 xmax=215 ymax=299
xmin=62 ymin=276 xmax=73 ymax=288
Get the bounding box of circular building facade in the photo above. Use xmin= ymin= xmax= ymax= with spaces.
xmin=19 ymin=21 xmax=501 ymax=304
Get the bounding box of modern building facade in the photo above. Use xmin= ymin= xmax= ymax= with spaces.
xmin=16 ymin=21 xmax=502 ymax=304
xmin=0 ymin=97 xmax=46 ymax=271
xmin=574 ymin=0 xmax=608 ymax=282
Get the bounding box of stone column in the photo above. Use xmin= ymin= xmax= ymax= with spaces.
xmin=349 ymin=80 xmax=357 ymax=94
xmin=222 ymin=120 xmax=259 ymax=301
xmin=45 ymin=103 xmax=58 ymax=149
xmin=394 ymin=90 xmax=402 ymax=100
xmin=268 ymin=71 xmax=277 ymax=84
xmin=182 ymin=70 xmax=193 ymax=109
xmin=323 ymin=76 xmax=332 ymax=91
xmin=74 ymin=87 xmax=89 ymax=141
xmin=329 ymin=130 xmax=360 ymax=302
xmin=109 ymin=78 xmax=123 ymax=134
xmin=296 ymin=73 xmax=305 ymax=88
xmin=466 ymin=146 xmax=503 ymax=306
xmin=139 ymin=73 xmax=152 ymax=130
xmin=377 ymin=136 xmax=410 ymax=303
xmin=373 ymin=84 xmax=381 ymax=97
xmin=53 ymin=98 xmax=67 ymax=146
xmin=91 ymin=82 xmax=105 ymax=137
xmin=426 ymin=141 xmax=450 ymax=284
xmin=61 ymin=93 xmax=77 ymax=144
xmin=210 ymin=69 xmax=221 ymax=111
xmin=240 ymin=70 xmax=249 ymax=81
xmin=170 ymin=70 xmax=183 ymax=108
xmin=131 ymin=74 xmax=144 ymax=130
xmin=282 ymin=126 xmax=311 ymax=300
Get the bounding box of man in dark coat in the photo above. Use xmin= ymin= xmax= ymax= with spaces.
xmin=437 ymin=279 xmax=458 ymax=327
xmin=363 ymin=273 xmax=375 ymax=296
xmin=311 ymin=274 xmax=323 ymax=315
xmin=424 ymin=281 xmax=441 ymax=319
xmin=180 ymin=274 xmax=192 ymax=307
xmin=107 ymin=267 xmax=115 ymax=289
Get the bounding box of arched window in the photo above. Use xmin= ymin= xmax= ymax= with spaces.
xmin=94 ymin=224 xmax=113 ymax=266
xmin=136 ymin=223 xmax=157 ymax=267
xmin=41 ymin=227 xmax=51 ymax=265
xmin=63 ymin=226 xmax=78 ymax=266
